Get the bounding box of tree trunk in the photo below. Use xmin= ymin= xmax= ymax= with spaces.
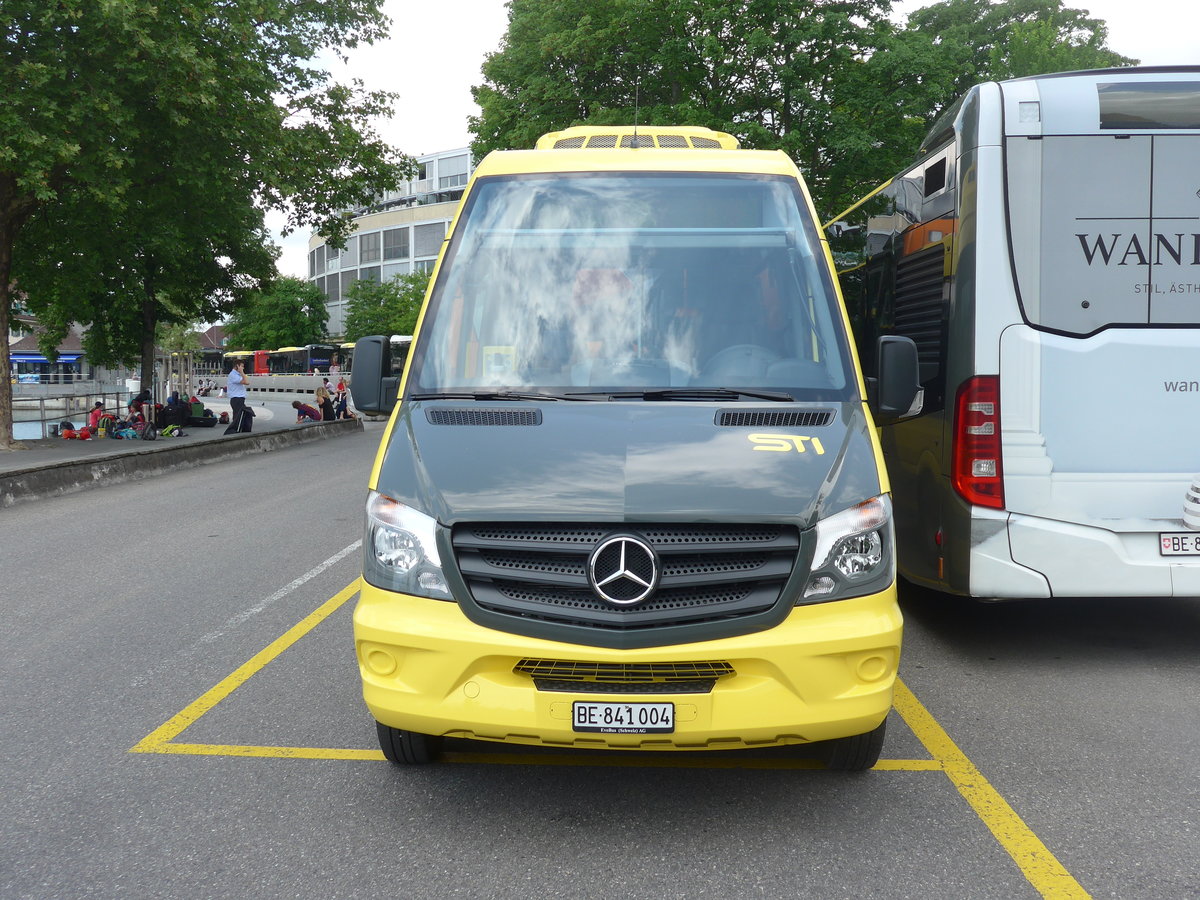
xmin=0 ymin=178 xmax=38 ymax=450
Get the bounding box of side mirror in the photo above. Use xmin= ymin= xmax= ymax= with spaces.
xmin=349 ymin=335 xmax=400 ymax=417
xmin=873 ymin=335 xmax=923 ymax=420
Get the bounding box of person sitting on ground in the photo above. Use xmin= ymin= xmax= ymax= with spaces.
xmin=292 ymin=400 xmax=321 ymax=423
xmin=314 ymin=386 xmax=335 ymax=421
xmin=88 ymin=401 xmax=105 ymax=430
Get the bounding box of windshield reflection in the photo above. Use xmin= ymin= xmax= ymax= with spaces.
xmin=410 ymin=173 xmax=853 ymax=400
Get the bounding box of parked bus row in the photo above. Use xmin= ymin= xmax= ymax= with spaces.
xmin=220 ymin=343 xmax=351 ymax=376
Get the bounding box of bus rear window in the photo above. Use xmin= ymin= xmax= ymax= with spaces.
xmin=1099 ymin=82 xmax=1200 ymax=130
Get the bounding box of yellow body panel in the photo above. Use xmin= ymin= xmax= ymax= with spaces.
xmin=355 ymin=583 xmax=902 ymax=751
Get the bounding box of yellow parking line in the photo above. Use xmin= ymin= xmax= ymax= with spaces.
xmin=893 ymin=680 xmax=1090 ymax=899
xmin=141 ymin=741 xmax=384 ymax=761
xmin=130 ymin=579 xmax=361 ymax=754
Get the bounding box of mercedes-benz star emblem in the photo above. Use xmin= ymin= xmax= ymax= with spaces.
xmin=588 ymin=535 xmax=659 ymax=606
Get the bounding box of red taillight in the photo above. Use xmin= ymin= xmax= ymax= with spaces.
xmin=952 ymin=376 xmax=1004 ymax=509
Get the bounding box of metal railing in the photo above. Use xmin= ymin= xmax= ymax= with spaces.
xmin=12 ymin=390 xmax=134 ymax=440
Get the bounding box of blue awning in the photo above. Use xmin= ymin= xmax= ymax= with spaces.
xmin=10 ymin=353 xmax=81 ymax=363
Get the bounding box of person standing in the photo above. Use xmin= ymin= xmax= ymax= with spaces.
xmin=223 ymin=359 xmax=253 ymax=434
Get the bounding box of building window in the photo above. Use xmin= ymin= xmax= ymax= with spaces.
xmin=340 ymin=270 xmax=357 ymax=295
xmin=414 ymin=259 xmax=436 ymax=274
xmin=360 ymin=266 xmax=381 ymax=283
xmin=327 ymin=272 xmax=341 ymax=303
xmin=360 ymin=231 xmax=381 ymax=262
xmin=382 ymin=262 xmax=410 ymax=280
xmin=383 ymin=227 xmax=409 ymax=260
xmin=438 ymin=154 xmax=469 ymax=189
xmin=414 ymin=222 xmax=445 ymax=258
xmin=340 ymin=236 xmax=358 ymax=268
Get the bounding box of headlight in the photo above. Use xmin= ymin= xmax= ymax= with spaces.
xmin=363 ymin=491 xmax=453 ymax=600
xmin=801 ymin=495 xmax=894 ymax=603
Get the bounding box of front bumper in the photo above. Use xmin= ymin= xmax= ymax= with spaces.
xmin=354 ymin=583 xmax=902 ymax=750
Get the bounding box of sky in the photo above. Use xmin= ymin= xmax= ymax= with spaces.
xmin=268 ymin=0 xmax=1200 ymax=279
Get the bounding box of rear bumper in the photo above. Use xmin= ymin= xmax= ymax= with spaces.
xmin=1004 ymin=513 xmax=1200 ymax=597
xmin=354 ymin=583 xmax=902 ymax=750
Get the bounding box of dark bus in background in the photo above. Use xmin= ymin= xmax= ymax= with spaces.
xmin=268 ymin=343 xmax=338 ymax=375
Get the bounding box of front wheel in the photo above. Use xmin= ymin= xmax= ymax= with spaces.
xmin=376 ymin=721 xmax=442 ymax=765
xmin=821 ymin=717 xmax=887 ymax=771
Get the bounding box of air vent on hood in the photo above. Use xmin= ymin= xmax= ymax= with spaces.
xmin=426 ymin=408 xmax=542 ymax=426
xmin=716 ymin=409 xmax=835 ymax=428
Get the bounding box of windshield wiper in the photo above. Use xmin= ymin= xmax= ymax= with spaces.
xmin=569 ymin=387 xmax=795 ymax=402
xmin=409 ymin=390 xmax=590 ymax=402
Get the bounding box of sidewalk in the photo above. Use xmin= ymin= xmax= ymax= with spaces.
xmin=1 ymin=398 xmax=365 ymax=508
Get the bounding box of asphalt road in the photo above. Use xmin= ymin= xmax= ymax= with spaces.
xmin=2 ymin=422 xmax=1197 ymax=899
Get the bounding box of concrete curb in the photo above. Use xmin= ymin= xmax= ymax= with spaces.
xmin=0 ymin=418 xmax=364 ymax=509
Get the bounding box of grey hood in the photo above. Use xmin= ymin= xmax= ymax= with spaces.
xmin=374 ymin=400 xmax=882 ymax=527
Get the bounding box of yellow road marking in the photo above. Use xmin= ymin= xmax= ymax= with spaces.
xmin=130 ymin=579 xmax=361 ymax=754
xmin=133 ymin=582 xmax=1089 ymax=897
xmin=893 ymin=680 xmax=1090 ymax=899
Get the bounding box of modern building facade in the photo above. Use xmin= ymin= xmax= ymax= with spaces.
xmin=307 ymin=147 xmax=474 ymax=338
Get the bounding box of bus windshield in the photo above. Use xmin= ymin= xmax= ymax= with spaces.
xmin=408 ymin=173 xmax=853 ymax=399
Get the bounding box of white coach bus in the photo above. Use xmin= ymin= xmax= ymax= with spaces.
xmin=831 ymin=67 xmax=1200 ymax=599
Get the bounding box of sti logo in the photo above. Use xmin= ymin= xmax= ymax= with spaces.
xmin=748 ymin=434 xmax=826 ymax=455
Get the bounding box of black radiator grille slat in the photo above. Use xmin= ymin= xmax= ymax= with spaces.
xmin=514 ymin=659 xmax=735 ymax=681
xmin=533 ymin=678 xmax=716 ymax=694
xmin=893 ymin=245 xmax=947 ymax=367
xmin=516 ymin=659 xmax=733 ymax=692
xmin=452 ymin=523 xmax=800 ymax=633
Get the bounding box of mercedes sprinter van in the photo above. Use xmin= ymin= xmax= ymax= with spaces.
xmin=350 ymin=125 xmax=921 ymax=770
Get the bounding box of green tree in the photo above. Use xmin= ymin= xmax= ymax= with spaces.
xmin=224 ymin=278 xmax=330 ymax=350
xmin=1 ymin=0 xmax=409 ymax=449
xmin=343 ymin=273 xmax=429 ymax=342
xmin=904 ymin=0 xmax=1135 ymax=99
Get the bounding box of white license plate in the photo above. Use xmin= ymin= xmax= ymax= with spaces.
xmin=572 ymin=701 xmax=674 ymax=734
xmin=1159 ymin=532 xmax=1200 ymax=556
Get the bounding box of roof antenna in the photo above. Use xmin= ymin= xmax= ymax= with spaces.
xmin=631 ymin=78 xmax=641 ymax=148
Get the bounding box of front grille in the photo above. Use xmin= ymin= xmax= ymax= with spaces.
xmin=452 ymin=523 xmax=800 ymax=634
xmin=533 ymin=678 xmax=716 ymax=694
xmin=514 ymin=659 xmax=734 ymax=682
xmin=520 ymin=657 xmax=734 ymax=696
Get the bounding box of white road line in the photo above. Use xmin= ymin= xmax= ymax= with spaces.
xmin=129 ymin=541 xmax=362 ymax=689
xmin=199 ymin=541 xmax=362 ymax=642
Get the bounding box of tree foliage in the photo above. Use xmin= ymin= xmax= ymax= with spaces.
xmin=470 ymin=0 xmax=1135 ymax=222
xmin=343 ymin=273 xmax=430 ymax=342
xmin=905 ymin=0 xmax=1135 ymax=97
xmin=224 ymin=277 xmax=330 ymax=351
xmin=0 ymin=0 xmax=411 ymax=448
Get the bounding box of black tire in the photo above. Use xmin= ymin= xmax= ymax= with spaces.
xmin=822 ymin=717 xmax=887 ymax=772
xmin=375 ymin=721 xmax=442 ymax=765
